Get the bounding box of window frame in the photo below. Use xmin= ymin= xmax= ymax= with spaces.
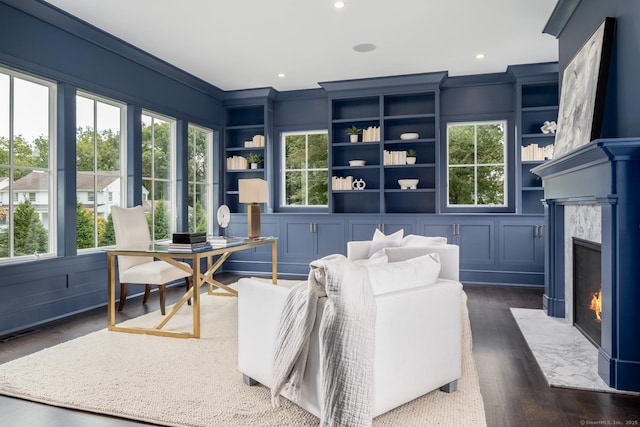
xmin=187 ymin=123 xmax=213 ymax=234
xmin=445 ymin=119 xmax=509 ymax=212
xmin=0 ymin=66 xmax=57 ymax=263
xmin=279 ymin=129 xmax=329 ymax=210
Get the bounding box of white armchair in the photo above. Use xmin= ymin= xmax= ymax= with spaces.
xmin=238 ymin=240 xmax=462 ymax=418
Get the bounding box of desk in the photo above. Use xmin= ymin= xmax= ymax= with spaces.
xmin=107 ymin=237 xmax=277 ymax=339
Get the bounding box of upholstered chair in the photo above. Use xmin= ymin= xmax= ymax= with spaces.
xmin=111 ymin=205 xmax=191 ymax=315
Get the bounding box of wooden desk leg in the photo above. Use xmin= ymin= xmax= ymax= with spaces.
xmin=193 ymin=255 xmax=201 ymax=338
xmin=107 ymin=253 xmax=116 ymax=329
xmin=271 ymin=240 xmax=278 ymax=285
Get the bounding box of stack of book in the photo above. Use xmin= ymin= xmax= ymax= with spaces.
xmin=226 ymin=155 xmax=248 ymax=170
xmin=169 ymin=232 xmax=212 ymax=252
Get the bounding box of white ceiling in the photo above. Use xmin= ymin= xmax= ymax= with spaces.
xmin=43 ymin=0 xmax=560 ymax=92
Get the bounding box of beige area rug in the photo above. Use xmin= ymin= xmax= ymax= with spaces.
xmin=0 ymin=281 xmax=486 ymax=427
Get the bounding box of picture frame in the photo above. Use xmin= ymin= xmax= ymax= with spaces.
xmin=553 ymin=17 xmax=616 ymax=158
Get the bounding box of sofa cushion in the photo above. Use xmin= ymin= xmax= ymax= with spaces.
xmin=365 ymin=253 xmax=441 ymax=295
xmin=367 ymin=228 xmax=404 ymax=258
xmin=384 ymin=246 xmax=443 ymax=263
xmin=401 ymin=234 xmax=447 ymax=247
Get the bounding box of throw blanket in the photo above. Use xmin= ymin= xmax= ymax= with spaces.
xmin=271 ymin=254 xmax=377 ymax=427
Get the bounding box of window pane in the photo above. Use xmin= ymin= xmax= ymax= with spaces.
xmin=448 ymin=167 xmax=475 ymax=205
xmin=0 ymin=73 xmax=9 ymax=163
xmin=13 ymin=78 xmax=49 ymax=168
xmin=285 ymin=135 xmax=305 ymax=169
xmin=152 ymin=195 xmax=171 ymax=240
xmin=189 ymin=183 xmax=208 ymax=233
xmin=285 ymin=171 xmax=304 ymax=205
xmin=141 ymin=115 xmax=153 ymax=178
xmin=477 ymin=165 xmax=505 ymax=205
xmin=153 ymin=119 xmax=170 ymax=180
xmin=76 ymin=95 xmax=95 ymax=173
xmin=96 ymin=101 xmax=121 ymax=172
xmin=477 ymin=123 xmax=505 ymax=164
xmin=12 ymin=171 xmax=50 ymax=256
xmin=448 ymin=125 xmax=474 ymax=165
xmin=308 ymin=133 xmax=328 ymax=169
xmin=308 ymin=170 xmax=328 ymax=205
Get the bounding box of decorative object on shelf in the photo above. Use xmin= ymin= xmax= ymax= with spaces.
xmin=346 ymin=125 xmax=361 ymax=143
xmin=352 ymin=179 xmax=366 ymax=190
xmin=362 ymin=126 xmax=380 ymax=142
xmin=540 ymin=120 xmax=557 ymax=134
xmin=400 ymin=132 xmax=419 ymax=140
xmin=332 ymin=176 xmax=353 ymax=190
xmin=227 ymin=155 xmax=248 ymax=170
xmin=398 ymin=179 xmax=419 ymax=190
xmin=406 ymin=149 xmax=417 ymax=165
xmin=216 ymin=204 xmax=230 ymax=235
xmin=384 ymin=150 xmax=407 ymax=165
xmin=239 ymin=178 xmax=268 ymax=239
xmin=349 ymin=160 xmax=366 ymax=167
xmin=247 ymin=153 xmax=263 ymax=170
xmin=522 ymin=143 xmax=554 ymax=161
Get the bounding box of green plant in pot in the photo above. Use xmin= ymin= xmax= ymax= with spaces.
xmin=406 ymin=149 xmax=417 ymax=165
xmin=247 ymin=153 xmax=263 ymax=169
xmin=345 ymin=125 xmax=361 ymax=143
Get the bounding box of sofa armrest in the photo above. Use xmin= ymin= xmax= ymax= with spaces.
xmin=237 ymin=278 xmax=291 ymax=387
xmin=347 ymin=240 xmax=372 ymax=260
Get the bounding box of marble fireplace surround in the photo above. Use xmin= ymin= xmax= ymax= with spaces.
xmin=532 ymin=138 xmax=640 ymax=392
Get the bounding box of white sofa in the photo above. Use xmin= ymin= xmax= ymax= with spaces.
xmin=237 ymin=241 xmax=463 ymax=418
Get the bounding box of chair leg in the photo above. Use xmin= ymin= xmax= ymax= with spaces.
xmin=142 ymin=284 xmax=151 ymax=304
xmin=118 ymin=283 xmax=128 ymax=312
xmin=159 ymin=285 xmax=166 ymax=315
xmin=185 ymin=277 xmax=192 ymax=306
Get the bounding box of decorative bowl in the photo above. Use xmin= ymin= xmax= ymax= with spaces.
xmin=400 ymin=132 xmax=419 ymax=140
xmin=398 ymin=179 xmax=419 ymax=189
xmin=349 ymin=160 xmax=366 ymax=167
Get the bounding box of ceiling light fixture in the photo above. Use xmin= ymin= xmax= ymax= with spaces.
xmin=278 ymin=73 xmax=286 ymax=78
xmin=334 ymin=1 xmax=345 ymax=8
xmin=475 ymin=53 xmax=485 ymax=59
xmin=353 ymin=43 xmax=376 ymax=53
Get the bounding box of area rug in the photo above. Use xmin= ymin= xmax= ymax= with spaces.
xmin=511 ymin=308 xmax=639 ymax=396
xmin=0 ymin=281 xmax=486 ymax=426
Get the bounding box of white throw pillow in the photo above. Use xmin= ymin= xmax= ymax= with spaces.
xmin=367 ymin=228 xmax=404 ymax=258
xmin=353 ymin=254 xmax=388 ymax=265
xmin=401 ymin=234 xmax=447 ymax=247
xmin=366 ymin=253 xmax=441 ymax=295
xmin=384 ymin=246 xmax=441 ymax=263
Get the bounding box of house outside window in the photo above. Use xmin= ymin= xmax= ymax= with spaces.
xmin=76 ymin=92 xmax=125 ymax=250
xmin=446 ymin=121 xmax=507 ymax=207
xmin=281 ymin=130 xmax=328 ymax=207
xmin=0 ymin=66 xmax=56 ymax=260
xmin=142 ymin=112 xmax=175 ymax=241
xmin=187 ymin=124 xmax=213 ymax=234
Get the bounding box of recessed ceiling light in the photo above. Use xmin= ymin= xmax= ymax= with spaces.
xmin=334 ymin=1 xmax=345 ymax=8
xmin=353 ymin=43 xmax=376 ymax=53
xmin=278 ymin=73 xmax=286 ymax=78
xmin=475 ymin=53 xmax=485 ymax=59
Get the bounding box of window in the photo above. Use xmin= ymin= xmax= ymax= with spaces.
xmin=75 ymin=92 xmax=125 ymax=250
xmin=142 ymin=112 xmax=175 ymax=241
xmin=281 ymin=131 xmax=328 ymax=207
xmin=447 ymin=121 xmax=506 ymax=207
xmin=0 ymin=67 xmax=56 ymax=260
xmin=187 ymin=124 xmax=213 ymax=233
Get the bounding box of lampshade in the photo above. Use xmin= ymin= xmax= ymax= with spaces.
xmin=239 ymin=179 xmax=269 ymax=204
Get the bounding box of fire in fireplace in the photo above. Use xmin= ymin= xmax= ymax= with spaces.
xmin=573 ymin=238 xmax=602 ymax=347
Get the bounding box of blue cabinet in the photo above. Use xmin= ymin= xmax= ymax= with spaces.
xmin=347 ymin=217 xmax=416 ymax=241
xmin=420 ymin=218 xmax=494 ymax=267
xmin=499 ymin=219 xmax=544 ymax=268
xmin=282 ymin=218 xmax=346 ymax=261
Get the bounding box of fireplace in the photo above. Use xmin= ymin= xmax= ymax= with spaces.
xmin=572 ymin=238 xmax=601 ymax=347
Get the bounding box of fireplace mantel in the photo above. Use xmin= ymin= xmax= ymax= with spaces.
xmin=532 ymin=137 xmax=640 ymax=392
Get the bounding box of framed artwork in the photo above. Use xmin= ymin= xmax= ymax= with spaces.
xmin=553 ymin=17 xmax=616 ymax=158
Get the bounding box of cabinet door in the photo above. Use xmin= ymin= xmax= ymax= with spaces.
xmin=499 ymin=220 xmax=544 ymax=268
xmin=458 ymin=221 xmax=494 ymax=266
xmin=349 ymin=221 xmax=381 ymax=242
xmin=315 ymin=221 xmax=346 ymax=258
xmin=420 ymin=222 xmax=456 ymax=243
xmin=282 ymin=221 xmax=316 ymax=260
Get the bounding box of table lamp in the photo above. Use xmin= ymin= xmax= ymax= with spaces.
xmin=239 ymin=178 xmax=268 ymax=239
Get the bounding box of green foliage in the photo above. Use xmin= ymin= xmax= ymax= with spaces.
xmin=76 ymin=201 xmax=94 ymax=249
xmin=448 ymin=122 xmax=505 ymax=206
xmin=188 ymin=199 xmax=208 ymax=233
xmin=407 ymin=149 xmax=417 ymax=157
xmin=99 ymin=213 xmax=116 ymax=247
xmin=13 ymin=199 xmax=48 ymax=256
xmin=153 ymin=199 xmax=171 ymax=240
xmin=345 ymin=125 xmax=361 ymax=136
xmin=142 ymin=119 xmax=171 ymax=201
xmin=0 ymin=135 xmax=49 ymax=179
xmin=76 ymin=126 xmax=121 ymax=172
xmin=283 ymin=133 xmax=328 ymax=206
xmin=247 ymin=153 xmax=263 ymax=164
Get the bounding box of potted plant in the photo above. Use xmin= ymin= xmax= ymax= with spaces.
xmin=247 ymin=153 xmax=263 ymax=169
xmin=406 ymin=149 xmax=417 ymax=165
xmin=345 ymin=125 xmax=361 ymax=143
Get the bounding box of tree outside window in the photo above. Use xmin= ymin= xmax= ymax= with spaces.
xmin=282 ymin=131 xmax=328 ymax=207
xmin=447 ymin=121 xmax=506 ymax=207
xmin=187 ymin=125 xmax=213 ymax=233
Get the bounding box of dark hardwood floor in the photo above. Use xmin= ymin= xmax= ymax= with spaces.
xmin=1 ymin=274 xmax=639 ymax=426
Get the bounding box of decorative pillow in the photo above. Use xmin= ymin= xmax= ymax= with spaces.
xmin=366 ymin=253 xmax=441 ymax=295
xmin=353 ymin=254 xmax=388 ymax=265
xmin=401 ymin=234 xmax=447 ymax=247
xmin=384 ymin=246 xmax=441 ymax=263
xmin=367 ymin=228 xmax=404 ymax=258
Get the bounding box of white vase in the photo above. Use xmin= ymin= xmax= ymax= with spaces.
xmin=350 ymin=134 xmax=359 ymax=143
xmin=406 ymin=157 xmax=416 ymax=165
xmin=251 ymin=163 xmax=258 ymax=169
